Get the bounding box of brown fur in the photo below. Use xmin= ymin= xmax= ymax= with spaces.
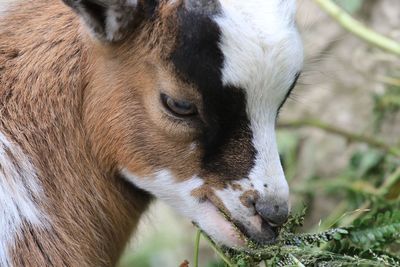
xmin=240 ymin=190 xmax=260 ymax=209
xmin=0 ymin=0 xmax=239 ymax=265
xmin=0 ymin=1 xmax=153 ymax=266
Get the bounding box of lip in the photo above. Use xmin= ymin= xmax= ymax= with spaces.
xmin=195 ymin=200 xmax=247 ymax=247
xmin=202 ymin=199 xmax=279 ymax=247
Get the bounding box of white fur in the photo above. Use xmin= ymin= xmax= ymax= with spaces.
xmin=121 ymin=169 xmax=245 ymax=247
xmin=214 ymin=0 xmax=303 ymax=203
xmin=0 ymin=0 xmax=11 ymax=17
xmin=0 ymin=132 xmax=48 ymax=267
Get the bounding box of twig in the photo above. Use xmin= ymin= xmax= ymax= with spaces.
xmin=194 ymin=230 xmax=201 ymax=267
xmin=278 ymin=119 xmax=400 ymax=157
xmin=376 ymin=76 xmax=400 ymax=87
xmin=313 ymin=0 xmax=400 ymax=56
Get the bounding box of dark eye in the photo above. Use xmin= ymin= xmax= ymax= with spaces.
xmin=161 ymin=93 xmax=197 ymax=117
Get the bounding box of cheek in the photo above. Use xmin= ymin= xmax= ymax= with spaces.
xmin=115 ymin=87 xmax=202 ymax=177
xmin=121 ymin=128 xmax=202 ymax=180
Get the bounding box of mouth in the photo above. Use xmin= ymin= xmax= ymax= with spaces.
xmin=233 ymin=218 xmax=279 ymax=246
xmin=198 ymin=199 xmax=280 ymax=248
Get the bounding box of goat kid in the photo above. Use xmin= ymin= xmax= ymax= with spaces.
xmin=0 ymin=0 xmax=303 ymax=266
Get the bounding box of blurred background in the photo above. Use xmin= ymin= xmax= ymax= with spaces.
xmin=118 ymin=0 xmax=400 ymax=266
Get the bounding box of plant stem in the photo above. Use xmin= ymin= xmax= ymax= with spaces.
xmin=200 ymin=232 xmax=236 ymax=267
xmin=378 ymin=167 xmax=400 ymax=197
xmin=194 ymin=229 xmax=201 ymax=267
xmin=313 ymin=0 xmax=400 ymax=56
xmin=278 ymin=119 xmax=400 ymax=157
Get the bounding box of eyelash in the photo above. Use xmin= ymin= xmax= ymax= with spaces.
xmin=276 ymin=72 xmax=302 ymax=118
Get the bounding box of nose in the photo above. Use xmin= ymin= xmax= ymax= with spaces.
xmin=254 ymin=198 xmax=289 ymax=227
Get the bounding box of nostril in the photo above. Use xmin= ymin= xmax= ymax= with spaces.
xmin=255 ymin=201 xmax=289 ymax=227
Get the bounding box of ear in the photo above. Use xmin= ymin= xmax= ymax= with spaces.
xmin=63 ymin=0 xmax=142 ymax=42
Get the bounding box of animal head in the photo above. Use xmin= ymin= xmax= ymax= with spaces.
xmin=66 ymin=0 xmax=303 ymax=247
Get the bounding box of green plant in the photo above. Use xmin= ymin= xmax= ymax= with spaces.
xmin=194 ymin=206 xmax=400 ymax=267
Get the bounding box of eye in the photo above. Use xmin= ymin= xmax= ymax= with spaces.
xmin=161 ymin=93 xmax=197 ymax=117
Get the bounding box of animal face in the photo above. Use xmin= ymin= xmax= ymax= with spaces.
xmin=72 ymin=0 xmax=303 ymax=247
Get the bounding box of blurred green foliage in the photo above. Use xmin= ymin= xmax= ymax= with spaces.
xmin=373 ymin=82 xmax=400 ymax=131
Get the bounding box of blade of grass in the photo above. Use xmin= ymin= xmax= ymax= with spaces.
xmin=194 ymin=229 xmax=201 ymax=267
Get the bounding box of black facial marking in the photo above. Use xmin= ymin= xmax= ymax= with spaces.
xmin=170 ymin=10 xmax=223 ymax=91
xmin=170 ymin=9 xmax=256 ymax=180
xmin=277 ymin=72 xmax=301 ymax=113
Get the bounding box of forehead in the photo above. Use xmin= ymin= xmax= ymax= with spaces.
xmin=166 ymin=0 xmax=303 ymax=178
xmin=215 ymin=0 xmax=303 ymax=114
xmin=169 ymin=0 xmax=303 ymax=114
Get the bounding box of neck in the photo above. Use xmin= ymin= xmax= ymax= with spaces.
xmin=0 ymin=1 xmax=151 ymax=266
